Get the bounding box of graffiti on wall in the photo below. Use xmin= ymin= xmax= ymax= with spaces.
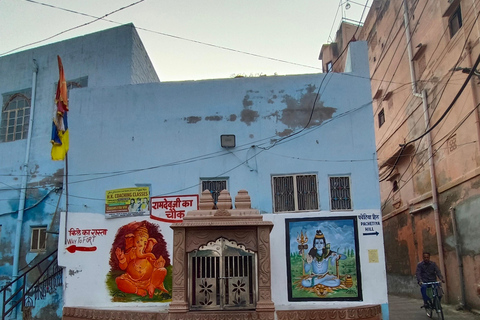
xmin=286 ymin=216 xmax=362 ymax=301
xmin=66 ymin=228 xmax=108 ymax=253
xmin=107 ymin=220 xmax=172 ymax=302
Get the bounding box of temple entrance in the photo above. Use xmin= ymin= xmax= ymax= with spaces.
xmin=168 ymin=189 xmax=275 ymax=320
xmin=189 ymin=238 xmax=257 ymax=310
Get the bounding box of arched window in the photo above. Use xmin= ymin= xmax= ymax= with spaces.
xmin=1 ymin=89 xmax=31 ymax=142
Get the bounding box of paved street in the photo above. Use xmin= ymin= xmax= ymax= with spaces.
xmin=388 ymin=294 xmax=480 ymax=320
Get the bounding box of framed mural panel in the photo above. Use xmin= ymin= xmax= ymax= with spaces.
xmin=286 ymin=216 xmax=362 ymax=301
xmin=107 ymin=220 xmax=172 ymax=302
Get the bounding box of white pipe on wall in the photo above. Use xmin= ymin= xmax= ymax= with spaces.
xmin=403 ymin=1 xmax=447 ymax=299
xmin=12 ymin=59 xmax=38 ymax=286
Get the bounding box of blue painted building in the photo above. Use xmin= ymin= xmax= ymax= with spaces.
xmin=0 ymin=24 xmax=159 ymax=319
xmin=1 ymin=24 xmax=388 ymax=320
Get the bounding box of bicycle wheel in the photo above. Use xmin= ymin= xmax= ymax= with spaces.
xmin=424 ymin=303 xmax=433 ymax=318
xmin=433 ymin=297 xmax=444 ymax=320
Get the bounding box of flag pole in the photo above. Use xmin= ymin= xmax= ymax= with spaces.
xmin=64 ymin=153 xmax=69 ymax=244
xmin=52 ymin=55 xmax=70 ymax=245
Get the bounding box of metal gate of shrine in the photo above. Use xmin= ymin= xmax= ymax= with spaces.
xmin=189 ymin=238 xmax=257 ymax=311
xmin=168 ymin=189 xmax=275 ymax=320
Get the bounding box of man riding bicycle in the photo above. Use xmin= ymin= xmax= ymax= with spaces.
xmin=416 ymin=252 xmax=445 ymax=308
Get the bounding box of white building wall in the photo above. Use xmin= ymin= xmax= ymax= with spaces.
xmin=58 ymin=41 xmax=389 ymax=317
xmin=0 ymin=25 xmax=388 ymax=318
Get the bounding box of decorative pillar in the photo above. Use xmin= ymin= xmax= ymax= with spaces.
xmin=256 ymin=225 xmax=275 ymax=316
xmin=168 ymin=227 xmax=188 ymax=313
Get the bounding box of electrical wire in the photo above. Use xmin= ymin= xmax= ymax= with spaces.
xmin=256 ymin=0 xmax=370 ymax=151
xmin=400 ymin=53 xmax=480 ymax=148
xmin=0 ymin=0 xmax=146 ymax=56
xmin=373 ymin=0 xmax=480 ymax=182
xmin=371 ymin=0 xmax=432 ymax=116
xmin=4 ymin=0 xmax=323 ymax=71
xmin=379 ymin=89 xmax=480 ymax=207
xmin=369 ymin=0 xmax=407 ymax=79
xmin=0 ymin=0 xmax=399 ymax=203
xmin=0 ymin=187 xmax=60 ymax=216
xmin=0 ymin=96 xmax=372 ymax=192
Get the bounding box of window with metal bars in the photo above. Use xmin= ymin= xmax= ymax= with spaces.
xmin=201 ymin=179 xmax=228 ymax=205
xmin=31 ymin=226 xmax=47 ymax=252
xmin=1 ymin=89 xmax=31 ymax=143
xmin=189 ymin=238 xmax=256 ymax=310
xmin=272 ymin=174 xmax=318 ymax=213
xmin=329 ymin=176 xmax=352 ymax=210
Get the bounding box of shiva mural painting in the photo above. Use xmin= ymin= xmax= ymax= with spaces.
xmin=286 ymin=216 xmax=362 ymax=301
xmin=107 ymin=220 xmax=172 ymax=302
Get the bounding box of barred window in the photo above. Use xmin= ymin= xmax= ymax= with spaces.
xmin=31 ymin=226 xmax=47 ymax=252
xmin=201 ymin=178 xmax=228 ymax=205
xmin=330 ymin=176 xmax=352 ymax=210
xmin=272 ymin=174 xmax=318 ymax=213
xmin=1 ymin=89 xmax=31 ymax=142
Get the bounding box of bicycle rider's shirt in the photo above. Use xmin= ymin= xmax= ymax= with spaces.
xmin=416 ymin=261 xmax=444 ymax=283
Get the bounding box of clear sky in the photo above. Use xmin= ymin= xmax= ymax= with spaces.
xmin=0 ymin=0 xmax=371 ymax=81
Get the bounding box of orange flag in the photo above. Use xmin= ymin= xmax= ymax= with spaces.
xmin=51 ymin=55 xmax=69 ymax=160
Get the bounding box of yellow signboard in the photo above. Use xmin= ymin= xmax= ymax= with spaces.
xmin=368 ymin=249 xmax=379 ymax=263
xmin=105 ymin=187 xmax=150 ymax=218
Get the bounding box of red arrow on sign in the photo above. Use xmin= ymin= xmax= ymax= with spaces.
xmin=66 ymin=245 xmax=97 ymax=253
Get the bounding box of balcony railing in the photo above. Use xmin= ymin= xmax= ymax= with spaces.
xmin=0 ymin=249 xmax=62 ymax=320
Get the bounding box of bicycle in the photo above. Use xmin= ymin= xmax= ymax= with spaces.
xmin=421 ymin=281 xmax=444 ymax=319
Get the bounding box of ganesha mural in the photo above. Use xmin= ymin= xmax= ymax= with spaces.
xmin=107 ymin=220 xmax=172 ymax=302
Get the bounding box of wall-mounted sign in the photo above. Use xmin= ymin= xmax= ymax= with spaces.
xmin=150 ymin=195 xmax=198 ymax=223
xmin=105 ymin=187 xmax=150 ymax=218
xmin=358 ymin=212 xmax=381 ymax=236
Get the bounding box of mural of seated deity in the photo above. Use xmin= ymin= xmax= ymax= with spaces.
xmin=108 ymin=220 xmax=171 ymax=301
xmin=301 ymin=230 xmax=346 ymax=288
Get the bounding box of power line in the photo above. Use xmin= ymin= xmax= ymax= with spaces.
xmin=0 ymin=97 xmax=373 ymax=199
xmin=261 ymin=0 xmax=371 ymax=151
xmin=371 ymin=0 xmax=480 ymax=183
xmin=0 ymin=96 xmax=373 ymax=187
xmin=0 ymin=187 xmax=59 ymax=216
xmin=371 ymin=0 xmax=432 ymax=116
xmin=401 ymin=53 xmax=480 ymax=148
xmin=0 ymin=1 xmax=377 ymax=200
xmin=381 ymin=104 xmax=480 ymax=210
xmin=0 ymin=0 xmax=146 ymax=56
xmin=7 ymin=0 xmax=323 ymax=71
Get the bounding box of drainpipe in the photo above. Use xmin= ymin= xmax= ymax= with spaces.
xmin=420 ymin=90 xmax=447 ymax=299
xmin=403 ymin=1 xmax=421 ymax=98
xmin=466 ymin=42 xmax=480 ymax=151
xmin=403 ymin=1 xmax=447 ymax=299
xmin=449 ymin=207 xmax=466 ymax=309
xmin=472 ymin=0 xmax=480 ymax=40
xmin=12 ymin=60 xmax=38 ymax=288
